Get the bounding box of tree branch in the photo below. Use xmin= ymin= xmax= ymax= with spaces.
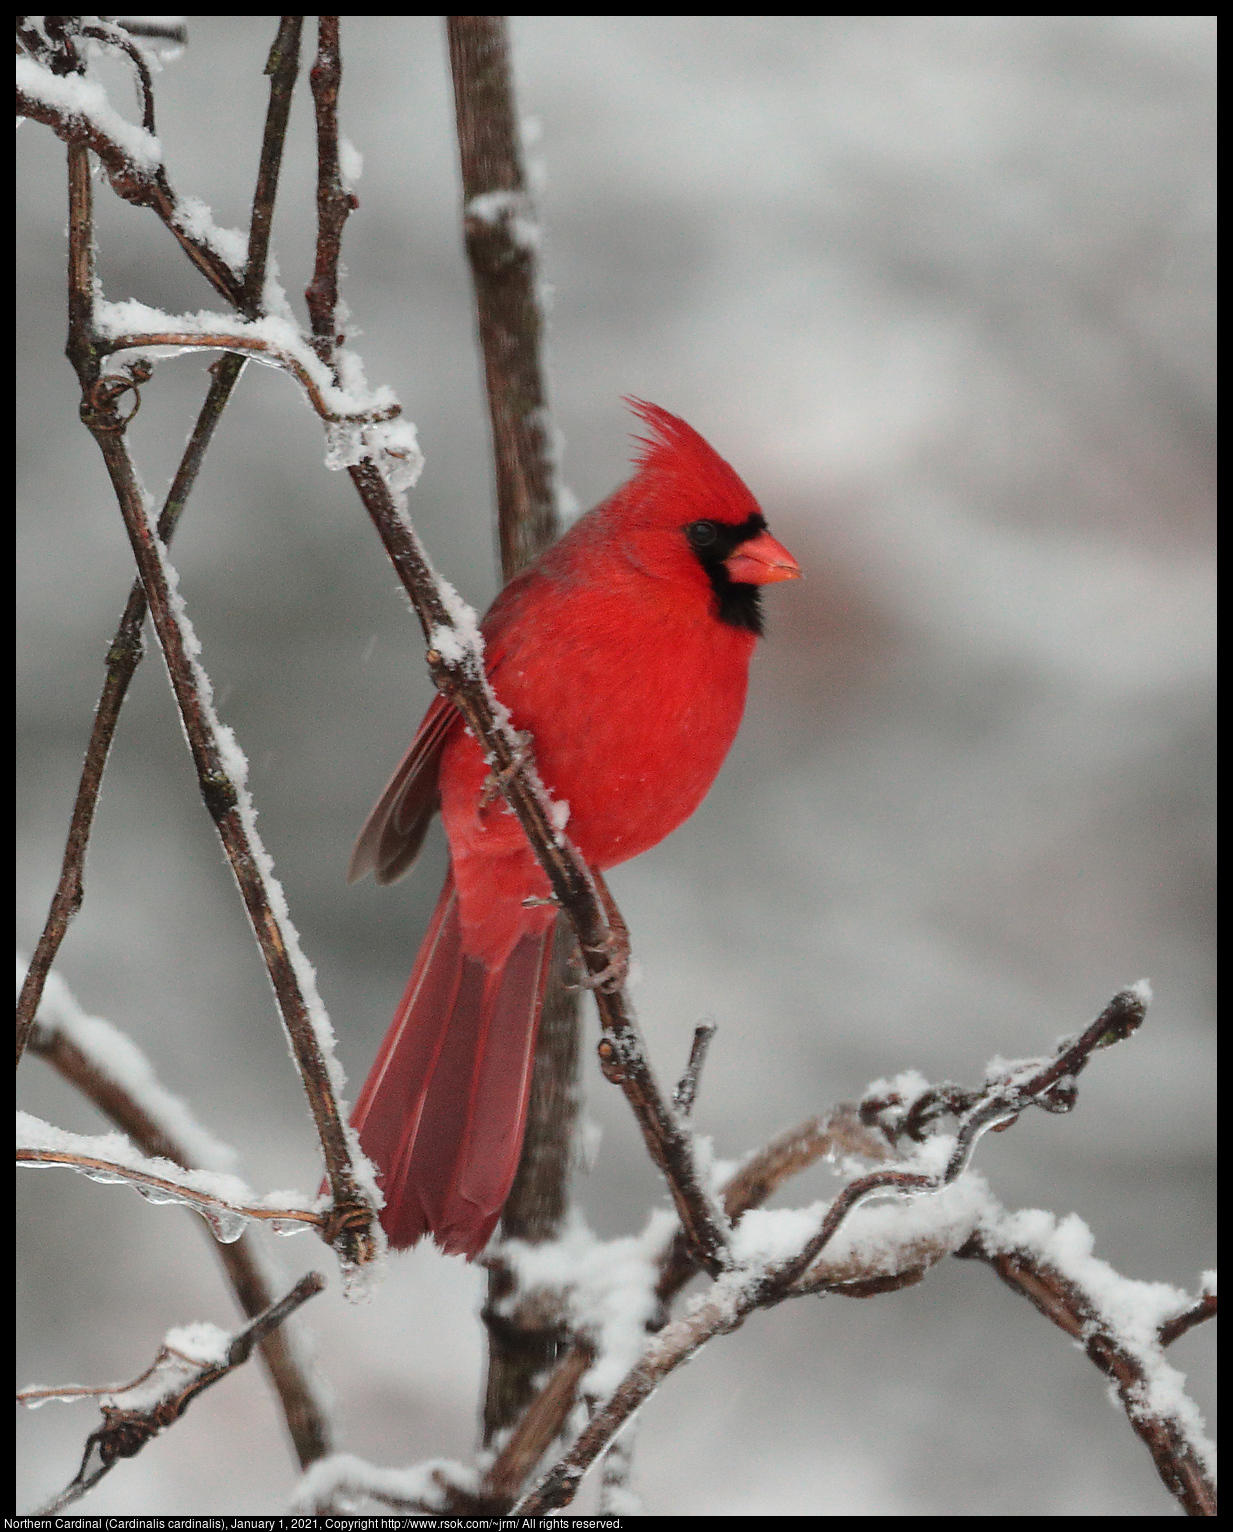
xmin=16 ymin=16 xmax=301 ymax=1066
xmin=52 ymin=66 xmax=379 ymax=1279
xmin=22 ymin=1273 xmax=325 ymax=1515
xmin=957 ymin=1228 xmax=1217 ymax=1515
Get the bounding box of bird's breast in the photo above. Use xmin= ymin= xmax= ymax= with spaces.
xmin=440 ymin=588 xmax=755 ymax=875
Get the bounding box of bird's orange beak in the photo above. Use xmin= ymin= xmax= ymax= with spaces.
xmin=723 ymin=528 xmax=802 ymax=585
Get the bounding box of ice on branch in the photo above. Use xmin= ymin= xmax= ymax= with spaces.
xmin=93 ymin=300 xmax=401 ymax=430
xmin=326 ymin=417 xmax=424 ymax=497
xmin=16 ymin=1110 xmax=321 ymax=1244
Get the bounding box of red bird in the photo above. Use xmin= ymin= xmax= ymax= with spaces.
xmin=347 ymin=401 xmax=800 ymax=1257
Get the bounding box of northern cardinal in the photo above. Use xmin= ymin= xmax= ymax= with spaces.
xmin=348 ymin=400 xmax=800 ymax=1257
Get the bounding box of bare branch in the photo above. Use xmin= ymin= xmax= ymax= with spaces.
xmin=448 ymin=13 xmax=560 ymax=581
xmin=305 ymin=17 xmax=355 ymax=362
xmin=1159 ymin=1289 xmax=1217 ymax=1349
xmin=243 ymin=17 xmax=303 ymax=316
xmin=673 ymin=1021 xmax=718 ymax=1116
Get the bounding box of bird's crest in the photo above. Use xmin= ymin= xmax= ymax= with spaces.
xmin=624 ymin=397 xmax=763 ymax=528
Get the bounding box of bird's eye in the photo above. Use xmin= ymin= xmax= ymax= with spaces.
xmin=686 ymin=520 xmax=719 ymax=549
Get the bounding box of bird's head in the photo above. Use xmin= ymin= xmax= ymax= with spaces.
xmin=620 ymin=398 xmax=800 ymax=634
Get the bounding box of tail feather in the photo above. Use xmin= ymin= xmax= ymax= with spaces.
xmin=350 ymin=867 xmax=556 ymax=1257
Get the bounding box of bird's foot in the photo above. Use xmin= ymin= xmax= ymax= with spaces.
xmin=576 ymin=933 xmax=631 ymax=994
xmin=478 ymin=730 xmax=536 ymax=809
xmin=575 ymin=871 xmax=631 ymax=993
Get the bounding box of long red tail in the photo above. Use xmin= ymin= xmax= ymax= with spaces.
xmin=350 ymin=868 xmax=556 ymax=1257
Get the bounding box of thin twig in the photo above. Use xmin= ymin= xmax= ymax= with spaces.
xmin=957 ymin=1230 xmax=1217 ymax=1516
xmin=17 ymin=1145 xmax=322 ymax=1231
xmin=305 ymin=17 xmax=354 ymax=363
xmin=79 ymin=21 xmax=157 ymax=135
xmin=775 ymin=986 xmax=1151 ymax=1293
xmin=674 ymin=1021 xmax=717 ymax=1116
xmin=16 ymin=17 xmax=301 ymax=1065
xmin=95 ymin=330 xmax=399 ymax=423
xmin=1158 ymin=1291 xmax=1217 ymax=1349
xmin=58 ymin=116 xmax=376 ymax=1272
xmin=26 ymin=1273 xmax=325 ymax=1515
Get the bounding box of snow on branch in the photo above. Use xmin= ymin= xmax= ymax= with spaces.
xmin=18 ymin=1273 xmax=325 ymax=1515
xmin=480 ymin=986 xmax=1210 ymax=1516
xmin=959 ymin=1212 xmax=1216 ymax=1515
xmin=289 ymin=1453 xmax=479 ymax=1516
xmin=19 ymin=955 xmax=335 ymax=1470
xmin=17 ymin=1111 xmax=322 ymax=1243
xmin=16 ymin=43 xmax=246 ymax=307
xmin=19 ymin=955 xmax=237 ymax=1173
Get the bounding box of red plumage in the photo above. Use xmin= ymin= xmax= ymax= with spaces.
xmin=348 ymin=401 xmax=800 ymax=1256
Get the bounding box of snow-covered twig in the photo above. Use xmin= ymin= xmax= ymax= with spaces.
xmin=512 ymin=989 xmax=1179 ymax=1512
xmin=769 ymin=984 xmax=1152 ymax=1295
xmin=78 ymin=20 xmax=159 ymax=136
xmin=15 ymin=17 xmax=301 ymax=1067
xmin=20 ymin=1273 xmax=325 ymax=1515
xmin=17 ymin=1111 xmax=322 ymax=1240
xmin=95 ymin=316 xmax=400 ymax=425
xmin=22 ymin=961 xmax=333 ymax=1468
xmin=16 ymin=46 xmax=246 ymax=307
xmin=958 ymin=1214 xmax=1217 ymax=1515
xmin=56 ymin=133 xmax=382 ymax=1285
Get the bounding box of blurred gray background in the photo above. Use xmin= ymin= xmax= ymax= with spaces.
xmin=17 ymin=16 xmax=1215 ymax=1515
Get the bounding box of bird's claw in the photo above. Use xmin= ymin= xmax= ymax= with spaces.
xmin=574 ymin=927 xmax=631 ymax=994
xmin=478 ymin=730 xmax=535 ymax=809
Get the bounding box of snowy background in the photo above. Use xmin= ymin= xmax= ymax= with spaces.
xmin=17 ymin=16 xmax=1215 ymax=1515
